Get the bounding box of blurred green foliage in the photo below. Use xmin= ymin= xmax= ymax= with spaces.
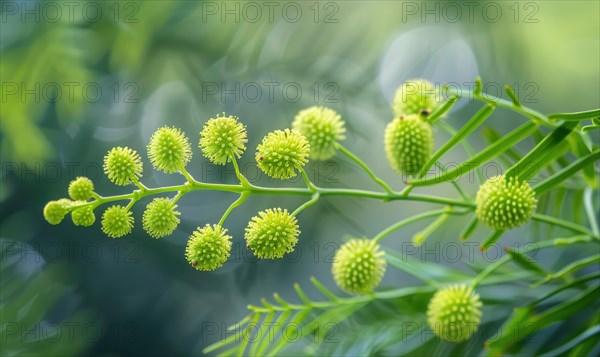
xmin=1 ymin=1 xmax=599 ymax=356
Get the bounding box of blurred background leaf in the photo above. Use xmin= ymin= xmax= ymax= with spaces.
xmin=1 ymin=1 xmax=598 ymax=356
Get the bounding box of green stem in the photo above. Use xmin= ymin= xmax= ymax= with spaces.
xmin=400 ymin=185 xmax=414 ymax=197
xmin=373 ymin=207 xmax=468 ymax=243
xmin=172 ymin=191 xmax=186 ymax=203
xmin=435 ymin=121 xmax=485 ymax=184
xmin=584 ymin=187 xmax=599 ymax=236
xmin=446 ymin=87 xmax=552 ymax=127
xmin=67 ymin=174 xmax=596 ymax=243
xmin=548 ymin=109 xmax=600 ymax=121
xmin=336 ymin=143 xmax=394 ymax=194
xmin=218 ymin=192 xmax=249 ymax=226
xmin=532 ymin=213 xmax=598 ymax=238
xmin=412 ymin=208 xmax=452 ymax=245
xmin=470 ymin=235 xmax=594 ymax=289
xmin=420 ymin=105 xmax=495 ymax=178
xmin=134 ymin=180 xmax=149 ymax=192
xmin=460 ymin=215 xmax=479 ymax=241
xmin=231 ymin=157 xmax=250 ymax=188
xmin=66 ymin=138 xmax=481 ymax=217
xmin=292 ymin=193 xmax=320 ymax=216
xmin=247 ymin=269 xmax=544 ymax=314
xmin=300 ymin=167 xmax=317 ymax=193
xmin=125 ymin=198 xmax=137 ymax=211
xmin=71 ymin=182 xmax=476 ymax=211
xmin=434 ymin=162 xmax=470 ymax=200
xmin=178 ymin=163 xmax=195 ymax=183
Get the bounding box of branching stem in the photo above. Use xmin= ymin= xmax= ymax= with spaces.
xmin=336 ymin=143 xmax=394 ymax=194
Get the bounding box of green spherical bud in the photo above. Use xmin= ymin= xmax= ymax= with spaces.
xmin=199 ymin=114 xmax=247 ymax=165
xmin=392 ymin=79 xmax=440 ymax=118
xmin=256 ymin=129 xmax=310 ymax=179
xmin=384 ymin=114 xmax=434 ymax=175
xmin=245 ymin=208 xmax=299 ymax=259
xmin=142 ymin=197 xmax=181 ymax=238
xmin=332 ymin=239 xmax=386 ymax=294
xmin=43 ymin=199 xmax=72 ymax=225
xmin=68 ymin=177 xmax=94 ymax=201
xmin=292 ymin=106 xmax=346 ymax=160
xmin=71 ymin=205 xmax=96 ymax=227
xmin=101 ymin=205 xmax=134 ymax=238
xmin=186 ymin=224 xmax=232 ymax=271
xmin=476 ymin=175 xmax=537 ymax=230
xmin=427 ymin=284 xmax=482 ymax=343
xmin=103 ymin=147 xmax=143 ymax=186
xmin=147 ymin=126 xmax=192 ymax=173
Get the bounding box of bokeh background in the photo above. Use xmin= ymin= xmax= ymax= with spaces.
xmin=1 ymin=1 xmax=599 ymax=356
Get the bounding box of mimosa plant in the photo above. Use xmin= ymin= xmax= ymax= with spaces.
xmin=44 ymin=78 xmax=599 ymax=356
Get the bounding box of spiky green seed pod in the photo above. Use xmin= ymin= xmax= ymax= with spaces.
xmin=71 ymin=206 xmax=96 ymax=227
xmin=43 ymin=199 xmax=72 ymax=225
xmin=427 ymin=284 xmax=482 ymax=343
xmin=292 ymin=106 xmax=346 ymax=160
xmin=392 ymin=79 xmax=440 ymax=118
xmin=476 ymin=175 xmax=537 ymax=230
xmin=103 ymin=147 xmax=143 ymax=186
xmin=186 ymin=224 xmax=232 ymax=271
xmin=142 ymin=197 xmax=181 ymax=238
xmin=101 ymin=205 xmax=134 ymax=238
xmin=147 ymin=126 xmax=192 ymax=173
xmin=68 ymin=177 xmax=94 ymax=201
xmin=245 ymin=208 xmax=299 ymax=259
xmin=199 ymin=114 xmax=247 ymax=165
xmin=384 ymin=114 xmax=434 ymax=175
xmin=256 ymin=129 xmax=310 ymax=179
xmin=332 ymin=239 xmax=386 ymax=294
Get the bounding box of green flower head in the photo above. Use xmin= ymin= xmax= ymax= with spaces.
xmin=392 ymin=79 xmax=440 ymax=118
xmin=142 ymin=197 xmax=181 ymax=238
xmin=148 ymin=126 xmax=192 ymax=173
xmin=427 ymin=284 xmax=482 ymax=343
xmin=476 ymin=175 xmax=537 ymax=230
xmin=103 ymin=147 xmax=143 ymax=186
xmin=332 ymin=239 xmax=386 ymax=294
xmin=43 ymin=199 xmax=73 ymax=225
xmin=68 ymin=177 xmax=94 ymax=201
xmin=292 ymin=106 xmax=346 ymax=160
xmin=199 ymin=114 xmax=247 ymax=165
xmin=256 ymin=129 xmax=310 ymax=179
xmin=245 ymin=208 xmax=300 ymax=259
xmin=384 ymin=114 xmax=434 ymax=176
xmin=101 ymin=205 xmax=134 ymax=238
xmin=71 ymin=205 xmax=96 ymax=227
xmin=186 ymin=224 xmax=232 ymax=271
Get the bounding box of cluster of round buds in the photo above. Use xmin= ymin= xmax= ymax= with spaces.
xmin=475 ymin=175 xmax=537 ymax=230
xmin=244 ymin=208 xmax=300 ymax=259
xmin=142 ymin=197 xmax=181 ymax=238
xmin=332 ymin=239 xmax=386 ymax=294
xmin=292 ymin=106 xmax=346 ymax=160
xmin=199 ymin=114 xmax=247 ymax=165
xmin=68 ymin=177 xmax=94 ymax=201
xmin=256 ymin=129 xmax=310 ymax=179
xmin=392 ymin=79 xmax=440 ymax=118
xmin=147 ymin=126 xmax=192 ymax=173
xmin=384 ymin=114 xmax=434 ymax=176
xmin=71 ymin=206 xmax=96 ymax=227
xmin=427 ymin=284 xmax=482 ymax=343
xmin=186 ymin=224 xmax=232 ymax=271
xmin=101 ymin=205 xmax=134 ymax=238
xmin=103 ymin=147 xmax=143 ymax=186
xmin=43 ymin=199 xmax=73 ymax=225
